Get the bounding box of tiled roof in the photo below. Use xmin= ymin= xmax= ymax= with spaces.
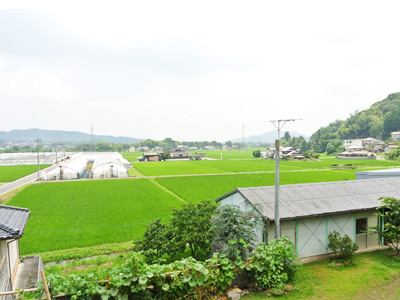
xmin=215 ymin=178 xmax=400 ymax=220
xmin=0 ymin=205 xmax=30 ymax=240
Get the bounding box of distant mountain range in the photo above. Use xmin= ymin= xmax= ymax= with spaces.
xmin=231 ymin=130 xmax=310 ymax=144
xmin=0 ymin=129 xmax=143 ymax=144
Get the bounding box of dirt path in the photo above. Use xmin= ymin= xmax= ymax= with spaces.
xmin=358 ymin=276 xmax=400 ymax=300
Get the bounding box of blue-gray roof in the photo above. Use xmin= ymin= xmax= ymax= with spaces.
xmin=215 ymin=177 xmax=400 ymax=220
xmin=0 ymin=205 xmax=30 ymax=240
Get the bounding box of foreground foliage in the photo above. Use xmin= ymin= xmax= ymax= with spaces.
xmin=211 ymin=205 xmax=262 ymax=261
xmin=133 ymin=200 xmax=216 ymax=262
xmin=327 ymin=230 xmax=359 ymax=261
xmin=368 ymin=197 xmax=400 ymax=255
xmin=27 ymin=238 xmax=297 ymax=299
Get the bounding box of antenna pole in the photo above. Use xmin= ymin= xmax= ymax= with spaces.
xmin=270 ymin=119 xmax=302 ymax=239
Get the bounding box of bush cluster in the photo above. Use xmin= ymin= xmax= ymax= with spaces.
xmin=26 ymin=238 xmax=298 ymax=299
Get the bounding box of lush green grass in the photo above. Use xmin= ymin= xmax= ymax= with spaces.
xmin=120 ymin=152 xmax=145 ymax=162
xmin=133 ymin=158 xmax=400 ymax=176
xmin=243 ymin=249 xmax=400 ymax=299
xmin=188 ymin=148 xmax=261 ymax=160
xmin=0 ymin=164 xmax=50 ymax=182
xmin=8 ymin=179 xmax=183 ymax=255
xmin=155 ymin=170 xmax=359 ymax=203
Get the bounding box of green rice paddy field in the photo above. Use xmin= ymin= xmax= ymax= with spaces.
xmin=8 ymin=179 xmax=183 ymax=254
xmin=5 ymin=158 xmax=400 ymax=255
xmin=132 ymin=158 xmax=400 ymax=176
xmin=0 ymin=164 xmax=50 ymax=182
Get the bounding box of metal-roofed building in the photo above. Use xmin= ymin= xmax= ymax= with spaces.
xmin=356 ymin=168 xmax=400 ymax=180
xmin=0 ymin=205 xmax=30 ymax=295
xmin=215 ymin=178 xmax=400 ymax=258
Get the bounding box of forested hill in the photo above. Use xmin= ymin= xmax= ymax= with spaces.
xmin=311 ymin=92 xmax=400 ymax=153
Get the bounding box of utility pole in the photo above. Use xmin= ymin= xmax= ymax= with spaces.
xmin=270 ymin=119 xmax=301 ymax=239
xmin=91 ymin=125 xmax=95 ymax=152
xmin=36 ymin=138 xmax=40 ymax=181
xmin=55 ymin=141 xmax=57 ymax=164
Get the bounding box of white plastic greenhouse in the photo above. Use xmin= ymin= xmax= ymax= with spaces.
xmin=45 ymin=152 xmax=130 ymax=181
xmin=91 ymin=153 xmax=130 ymax=179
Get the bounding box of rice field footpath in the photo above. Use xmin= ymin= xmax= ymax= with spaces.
xmin=0 ymin=164 xmax=50 ymax=182
xmin=132 ymin=158 xmax=400 ymax=176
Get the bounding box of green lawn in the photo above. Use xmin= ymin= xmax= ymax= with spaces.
xmin=0 ymin=164 xmax=50 ymax=182
xmin=8 ymin=179 xmax=183 ymax=254
xmin=243 ymin=249 xmax=400 ymax=299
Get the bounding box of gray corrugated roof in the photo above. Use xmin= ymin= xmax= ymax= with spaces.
xmin=215 ymin=178 xmax=400 ymax=220
xmin=0 ymin=205 xmax=30 ymax=240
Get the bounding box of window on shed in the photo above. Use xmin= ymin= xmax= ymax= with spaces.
xmin=356 ymin=218 xmax=367 ymax=234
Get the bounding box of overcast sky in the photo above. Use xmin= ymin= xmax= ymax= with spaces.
xmin=1 ymin=1 xmax=400 ymax=142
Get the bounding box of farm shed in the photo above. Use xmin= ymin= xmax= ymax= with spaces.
xmin=0 ymin=205 xmax=30 ymax=296
xmin=356 ymin=168 xmax=400 ymax=180
xmin=215 ymin=178 xmax=400 ymax=258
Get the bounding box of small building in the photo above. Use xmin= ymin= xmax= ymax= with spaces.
xmin=385 ymin=144 xmax=398 ymax=154
xmin=391 ymin=131 xmax=400 ymax=141
xmin=142 ymin=153 xmax=161 ymax=162
xmin=356 ymin=168 xmax=400 ymax=180
xmin=128 ymin=146 xmax=136 ymax=152
xmin=215 ymin=178 xmax=400 ymax=258
xmin=0 ymin=205 xmax=30 ymax=293
xmin=164 ymin=149 xmax=192 ymax=161
xmin=336 ymin=150 xmax=375 ymax=160
xmin=343 ymin=139 xmax=364 ymax=150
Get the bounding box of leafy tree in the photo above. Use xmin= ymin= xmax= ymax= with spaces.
xmin=383 ymin=109 xmax=400 ymax=139
xmin=388 ymin=147 xmax=400 ymax=161
xmin=133 ymin=219 xmax=178 ymax=263
xmin=327 ymin=230 xmax=358 ymax=260
xmin=211 ymin=205 xmax=262 ymax=260
xmin=252 ymin=149 xmax=261 ymax=158
xmin=171 ymin=200 xmax=217 ymax=260
xmin=367 ymin=197 xmax=400 ymax=255
xmin=225 ymin=140 xmax=233 ymax=148
xmin=283 ymin=131 xmax=291 ymax=141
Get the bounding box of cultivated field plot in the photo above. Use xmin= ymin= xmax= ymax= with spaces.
xmin=8 ymin=179 xmax=183 ymax=255
xmin=188 ymin=149 xmax=259 ymax=160
xmin=0 ymin=164 xmax=50 ymax=182
xmin=120 ymin=152 xmax=144 ymax=162
xmin=155 ymin=169 xmax=360 ymax=203
xmin=133 ymin=158 xmax=400 ymax=176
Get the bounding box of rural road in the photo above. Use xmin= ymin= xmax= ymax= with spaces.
xmin=0 ymin=165 xmax=56 ymax=196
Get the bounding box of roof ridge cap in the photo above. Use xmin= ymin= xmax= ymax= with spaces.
xmin=0 ymin=223 xmax=19 ymax=235
xmin=0 ymin=204 xmax=29 ymax=212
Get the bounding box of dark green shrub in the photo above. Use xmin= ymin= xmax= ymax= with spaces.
xmin=327 ymin=230 xmax=359 ymax=260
